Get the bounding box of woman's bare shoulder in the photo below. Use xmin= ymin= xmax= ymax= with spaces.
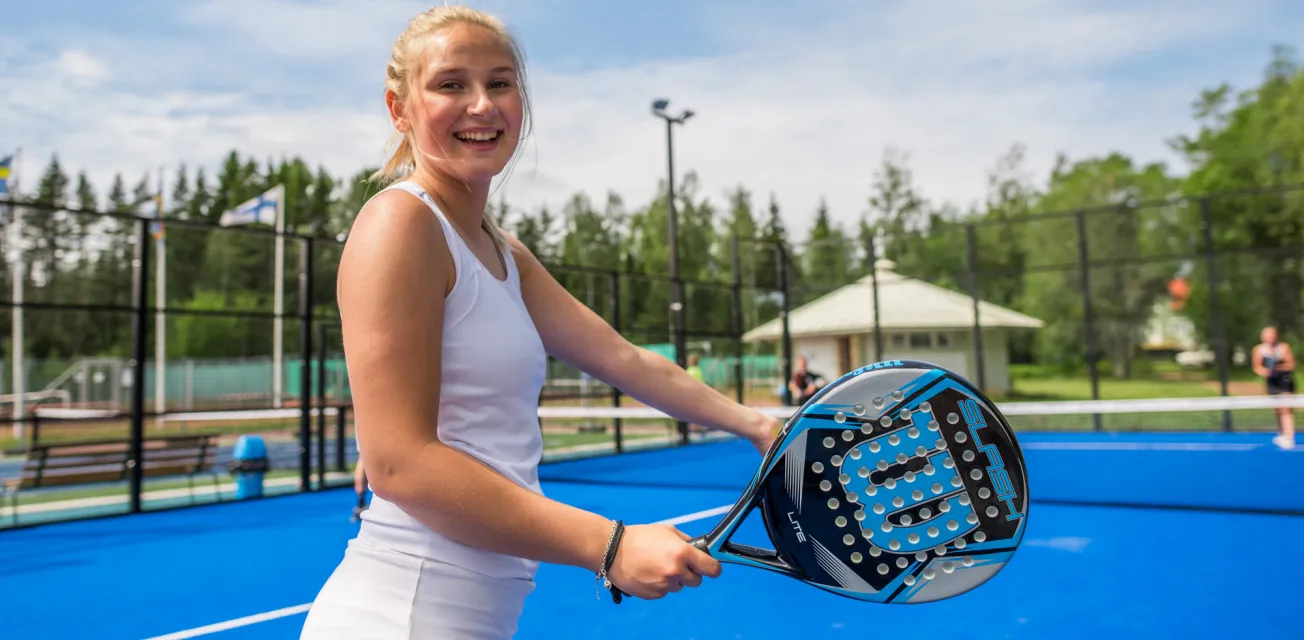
xmin=340 ymin=188 xmax=452 ymax=291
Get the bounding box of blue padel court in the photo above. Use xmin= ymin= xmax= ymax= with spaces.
xmin=3 ymin=431 xmax=1301 ymax=639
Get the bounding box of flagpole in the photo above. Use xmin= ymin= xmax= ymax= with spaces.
xmin=217 ymin=184 xmax=284 ymax=408
xmin=273 ymin=187 xmax=284 ymax=408
xmin=154 ymin=166 xmax=166 ymax=427
xmin=8 ymin=146 xmax=22 ymax=442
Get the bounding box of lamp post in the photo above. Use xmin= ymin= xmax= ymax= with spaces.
xmin=653 ymin=98 xmax=693 ymax=444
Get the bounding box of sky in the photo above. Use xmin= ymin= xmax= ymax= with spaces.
xmin=3 ymin=0 xmax=1303 ymax=237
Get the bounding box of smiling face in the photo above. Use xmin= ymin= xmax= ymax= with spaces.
xmin=389 ymin=21 xmax=526 ymax=185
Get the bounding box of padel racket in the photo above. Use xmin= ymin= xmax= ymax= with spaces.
xmin=690 ymin=359 xmax=1028 ymax=603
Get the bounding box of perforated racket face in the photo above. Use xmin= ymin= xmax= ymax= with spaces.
xmin=758 ymin=360 xmax=1028 ymax=603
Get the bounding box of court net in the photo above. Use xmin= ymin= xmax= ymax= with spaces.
xmin=539 ymin=393 xmax=1304 ymax=434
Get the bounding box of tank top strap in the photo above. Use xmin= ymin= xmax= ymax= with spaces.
xmin=380 ymin=181 xmax=479 ymax=273
xmin=381 ymin=181 xmax=519 ymax=289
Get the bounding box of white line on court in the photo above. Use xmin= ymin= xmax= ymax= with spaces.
xmin=1020 ymin=442 xmax=1299 ymax=452
xmin=144 ymin=604 xmax=313 ymax=640
xmin=141 ymin=504 xmax=735 ymax=639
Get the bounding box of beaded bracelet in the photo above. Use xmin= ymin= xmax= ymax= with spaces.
xmin=595 ymin=519 xmax=626 ymax=603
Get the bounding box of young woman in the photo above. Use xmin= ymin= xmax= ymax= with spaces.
xmin=1253 ymin=326 xmax=1296 ymax=449
xmin=299 ymin=7 xmax=781 ymax=638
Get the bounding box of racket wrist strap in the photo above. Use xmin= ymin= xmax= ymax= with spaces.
xmin=596 ymin=519 xmax=626 ymax=604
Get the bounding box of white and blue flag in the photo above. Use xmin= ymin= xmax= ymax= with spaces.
xmin=220 ymin=184 xmax=284 ymax=227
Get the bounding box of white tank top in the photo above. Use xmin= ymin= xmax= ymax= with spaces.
xmin=354 ymin=181 xmax=548 ymax=580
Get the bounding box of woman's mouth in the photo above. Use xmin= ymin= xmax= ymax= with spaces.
xmin=453 ymin=130 xmax=502 ymax=149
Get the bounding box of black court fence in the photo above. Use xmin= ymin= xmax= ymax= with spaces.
xmin=778 ymin=182 xmax=1304 ymax=433
xmin=0 ymin=198 xmax=361 ymax=530
xmin=0 ymin=195 xmax=798 ymax=530
xmin=2 ymin=181 xmax=1301 ymax=529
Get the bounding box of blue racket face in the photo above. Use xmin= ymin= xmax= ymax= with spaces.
xmin=755 ymin=360 xmax=1028 ymax=603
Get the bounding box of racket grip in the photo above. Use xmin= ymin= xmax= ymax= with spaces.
xmin=689 ymin=534 xmax=709 ymax=552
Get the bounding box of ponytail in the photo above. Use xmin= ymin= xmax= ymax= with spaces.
xmin=372 ymin=132 xmax=414 ymax=186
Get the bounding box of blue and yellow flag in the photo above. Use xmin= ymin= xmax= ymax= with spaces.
xmin=0 ymin=155 xmax=12 ymax=196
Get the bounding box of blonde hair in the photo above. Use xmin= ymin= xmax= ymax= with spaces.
xmin=373 ymin=5 xmax=532 ymax=252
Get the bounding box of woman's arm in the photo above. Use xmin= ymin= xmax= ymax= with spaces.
xmin=339 ymin=194 xmax=718 ymax=598
xmin=511 ymin=237 xmax=781 ymax=452
xmin=1282 ymin=344 xmax=1296 ymax=372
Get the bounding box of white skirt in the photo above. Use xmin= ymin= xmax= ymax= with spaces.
xmin=300 ymin=539 xmax=537 ymax=639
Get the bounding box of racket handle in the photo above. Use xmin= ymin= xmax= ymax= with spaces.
xmin=689 ymin=534 xmax=709 ymax=552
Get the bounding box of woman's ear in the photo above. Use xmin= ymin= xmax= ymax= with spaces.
xmin=386 ymin=90 xmax=409 ymax=133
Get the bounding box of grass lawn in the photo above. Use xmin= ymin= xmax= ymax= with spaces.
xmin=1002 ymin=360 xmax=1265 ymax=402
xmin=1005 ymin=377 xmax=1224 ymax=401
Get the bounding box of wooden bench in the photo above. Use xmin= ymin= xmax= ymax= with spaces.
xmin=2 ymin=434 xmax=222 ymax=523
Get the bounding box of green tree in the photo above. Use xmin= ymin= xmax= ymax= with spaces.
xmin=1171 ymin=46 xmax=1304 ymax=351
xmin=1017 ymin=153 xmax=1181 ymax=378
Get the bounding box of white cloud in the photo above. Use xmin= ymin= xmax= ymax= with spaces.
xmin=496 ymin=0 xmax=1269 ymax=233
xmin=178 ymin=0 xmax=427 ymax=58
xmin=56 ymin=50 xmax=110 ymax=85
xmin=1 ymin=0 xmax=1298 ymax=244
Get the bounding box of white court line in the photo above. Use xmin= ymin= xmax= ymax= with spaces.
xmin=142 ymin=503 xmax=735 ymax=640
xmin=1021 ymin=442 xmax=1300 ymax=452
xmin=144 ymin=604 xmax=313 ymax=640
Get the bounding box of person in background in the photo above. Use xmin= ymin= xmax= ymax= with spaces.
xmin=788 ymin=356 xmax=823 ymax=406
xmin=1253 ymin=326 xmax=1296 ymax=449
xmin=686 ymin=353 xmax=705 ymax=384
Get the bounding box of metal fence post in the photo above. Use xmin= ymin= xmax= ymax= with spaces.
xmin=964 ymin=224 xmax=987 ymax=392
xmin=1199 ymin=197 xmax=1233 ymax=431
xmin=1074 ymin=211 xmax=1102 ymax=431
xmin=777 ymin=242 xmax=793 ymax=406
xmin=298 ymin=238 xmax=314 ymax=491
xmin=866 ymin=232 xmax=883 ymax=362
xmin=128 ymin=219 xmax=150 ymax=513
xmin=609 ymin=270 xmax=623 ymax=454
xmin=336 ymin=407 xmax=347 ymax=472
xmin=730 ymin=235 xmax=744 ymax=403
xmin=316 ymin=321 xmax=328 ymax=488
xmin=672 ymin=276 xmax=688 ymax=446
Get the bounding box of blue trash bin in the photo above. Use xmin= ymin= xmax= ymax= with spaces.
xmin=229 ymin=435 xmax=269 ymax=500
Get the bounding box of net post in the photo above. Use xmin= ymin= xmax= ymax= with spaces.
xmin=1199 ymin=197 xmax=1233 ymax=431
xmin=964 ymin=224 xmax=987 ymax=392
xmin=865 ymin=231 xmax=883 ymax=362
xmin=730 ymin=235 xmax=744 ymax=404
xmin=298 ymin=237 xmax=314 ymax=492
xmin=128 ymin=218 xmax=150 ymax=514
xmin=1074 ymin=211 xmax=1102 ymax=431
xmin=777 ymin=241 xmax=793 ymax=406
xmin=609 ymin=270 xmax=623 ymax=454
xmin=316 ymin=321 xmax=327 ymax=489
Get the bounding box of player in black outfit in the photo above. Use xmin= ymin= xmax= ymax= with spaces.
xmin=788 ymin=357 xmax=825 ymax=406
xmin=1253 ymin=326 xmax=1296 ymax=449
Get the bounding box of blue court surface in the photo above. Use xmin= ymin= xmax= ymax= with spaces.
xmin=2 ymin=431 xmax=1301 ymax=639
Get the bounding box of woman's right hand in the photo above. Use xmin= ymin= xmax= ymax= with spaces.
xmin=605 ymin=524 xmax=722 ymax=600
